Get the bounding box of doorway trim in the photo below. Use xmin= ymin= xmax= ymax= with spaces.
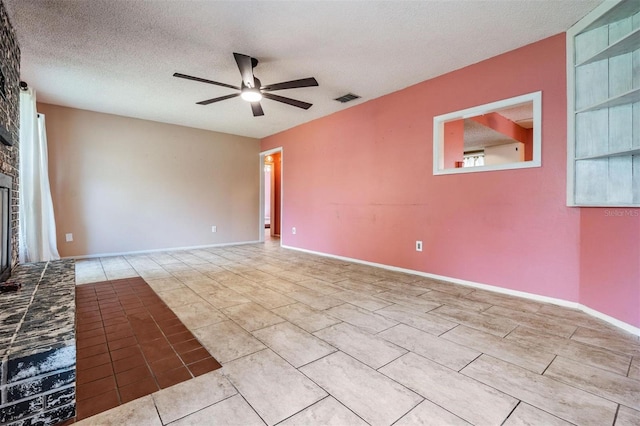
xmin=259 ymin=147 xmax=283 ymax=244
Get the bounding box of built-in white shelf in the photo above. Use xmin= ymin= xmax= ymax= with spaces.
xmin=576 ymin=147 xmax=640 ymax=161
xmin=576 ymin=27 xmax=640 ymax=66
xmin=581 ymin=0 xmax=640 ymax=33
xmin=567 ymin=0 xmax=640 ymax=207
xmin=576 ymin=87 xmax=640 ymax=114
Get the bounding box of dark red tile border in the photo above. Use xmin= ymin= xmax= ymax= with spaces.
xmin=77 ymin=343 xmax=109 ymax=360
xmin=115 ymin=365 xmax=153 ymax=388
xmin=107 ymin=335 xmax=138 ymax=351
xmin=76 ymin=376 xmax=117 ymax=401
xmin=112 ymin=352 xmax=146 ymax=374
xmin=155 ymin=366 xmax=192 ymax=389
xmin=75 ymin=389 xmax=119 ymax=420
xmin=76 ymin=352 xmax=111 ymax=371
xmin=149 ymin=353 xmax=183 ymax=374
xmin=173 ymin=338 xmax=202 ymax=355
xmin=180 ymin=347 xmax=210 ymax=365
xmin=76 ymin=363 xmax=114 ymax=385
xmin=74 ymin=277 xmax=221 ymax=421
xmin=189 ymin=357 xmax=222 ymax=377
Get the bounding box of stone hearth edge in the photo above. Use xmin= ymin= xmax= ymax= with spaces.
xmin=0 ymin=260 xmax=76 ymax=425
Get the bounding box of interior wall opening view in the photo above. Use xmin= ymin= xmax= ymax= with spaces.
xmin=434 ymin=91 xmax=542 ymax=174
xmin=263 ymin=152 xmax=281 ymax=238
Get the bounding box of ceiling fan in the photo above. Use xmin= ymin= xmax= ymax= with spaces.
xmin=173 ymin=53 xmax=319 ymax=117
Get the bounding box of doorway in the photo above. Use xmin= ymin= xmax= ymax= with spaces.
xmin=260 ymin=148 xmax=282 ymax=243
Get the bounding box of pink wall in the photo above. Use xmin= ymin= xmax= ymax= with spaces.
xmin=263 ymin=34 xmax=580 ymax=301
xmin=262 ymin=34 xmax=640 ymax=327
xmin=443 ymin=120 xmax=464 ymax=168
xmin=579 ymin=209 xmax=640 ymax=327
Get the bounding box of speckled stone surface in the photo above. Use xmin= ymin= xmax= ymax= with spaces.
xmin=0 ymin=260 xmax=76 ymax=425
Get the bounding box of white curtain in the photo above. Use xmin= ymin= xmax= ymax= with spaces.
xmin=19 ymin=88 xmax=60 ymax=262
xmin=463 ymin=153 xmax=485 ymax=168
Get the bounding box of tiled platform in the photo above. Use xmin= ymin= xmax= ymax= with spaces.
xmin=0 ymin=260 xmax=76 ymax=426
xmin=75 ymin=277 xmax=221 ymax=420
xmin=73 ymin=239 xmax=640 ymax=426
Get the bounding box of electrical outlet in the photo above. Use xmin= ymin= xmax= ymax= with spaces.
xmin=292 ymin=227 xmax=296 ymax=235
xmin=416 ymin=240 xmax=423 ymax=252
xmin=211 ymin=226 xmax=217 ymax=233
xmin=65 ymin=233 xmax=73 ymax=242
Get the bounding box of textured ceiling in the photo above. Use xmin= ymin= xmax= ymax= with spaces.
xmin=5 ymin=0 xmax=600 ymax=139
xmin=464 ymin=120 xmax=517 ymax=151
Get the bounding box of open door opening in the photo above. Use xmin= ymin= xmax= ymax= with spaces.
xmin=261 ymin=149 xmax=282 ymax=242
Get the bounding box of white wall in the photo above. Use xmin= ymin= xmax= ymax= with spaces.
xmin=484 ymin=142 xmax=525 ymax=165
xmin=40 ymin=103 xmax=260 ymax=257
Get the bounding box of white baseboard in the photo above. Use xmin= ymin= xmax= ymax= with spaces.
xmin=578 ymin=304 xmax=640 ymax=337
xmin=282 ymin=244 xmax=640 ymax=336
xmin=67 ymin=240 xmax=261 ymax=260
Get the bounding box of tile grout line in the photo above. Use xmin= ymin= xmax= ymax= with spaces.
xmin=611 ymin=404 xmax=620 ymax=426
xmin=499 ymin=400 xmax=522 ymax=426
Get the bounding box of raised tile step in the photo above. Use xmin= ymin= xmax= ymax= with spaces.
xmin=0 ymin=260 xmax=76 ymax=426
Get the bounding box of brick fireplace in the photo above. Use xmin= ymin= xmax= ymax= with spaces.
xmin=0 ymin=0 xmax=19 ymax=277
xmin=0 ymin=2 xmax=77 ymax=425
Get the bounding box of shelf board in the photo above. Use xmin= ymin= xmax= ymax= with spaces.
xmin=576 ymin=27 xmax=640 ymax=66
xmin=576 ymin=87 xmax=640 ymax=113
xmin=573 ymin=202 xmax=640 ymax=207
xmin=581 ymin=0 xmax=640 ymax=33
xmin=576 ymin=147 xmax=640 ymax=161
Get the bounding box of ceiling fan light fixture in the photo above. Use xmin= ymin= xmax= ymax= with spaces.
xmin=241 ymin=88 xmax=262 ymax=102
xmin=174 ymin=52 xmax=318 ymax=116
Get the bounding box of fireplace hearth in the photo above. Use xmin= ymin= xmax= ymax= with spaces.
xmin=0 ymin=260 xmax=76 ymax=425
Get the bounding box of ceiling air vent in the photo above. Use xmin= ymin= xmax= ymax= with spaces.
xmin=334 ymin=93 xmax=361 ymax=103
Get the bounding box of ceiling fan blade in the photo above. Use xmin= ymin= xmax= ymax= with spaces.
xmin=261 ymin=77 xmax=319 ymax=92
xmin=196 ymin=93 xmax=240 ymax=105
xmin=262 ymin=93 xmax=312 ymax=110
xmin=233 ymin=52 xmax=255 ymax=88
xmin=251 ymin=102 xmax=265 ymax=117
xmin=173 ymin=73 xmax=239 ymax=90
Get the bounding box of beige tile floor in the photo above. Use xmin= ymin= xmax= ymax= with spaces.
xmin=74 ymin=237 xmax=640 ymax=426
